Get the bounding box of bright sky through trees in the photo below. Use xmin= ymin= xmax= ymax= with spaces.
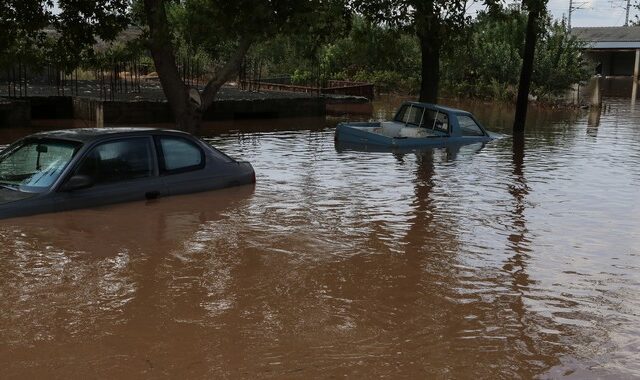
xmin=465 ymin=0 xmax=637 ymax=27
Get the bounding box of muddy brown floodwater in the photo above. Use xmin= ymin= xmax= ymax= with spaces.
xmin=1 ymin=97 xmax=639 ymax=378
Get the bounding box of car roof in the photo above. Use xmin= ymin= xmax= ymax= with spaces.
xmin=402 ymin=101 xmax=473 ymax=116
xmin=26 ymin=127 xmax=192 ymax=144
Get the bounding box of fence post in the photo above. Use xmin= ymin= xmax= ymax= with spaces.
xmin=96 ymin=102 xmax=104 ymax=128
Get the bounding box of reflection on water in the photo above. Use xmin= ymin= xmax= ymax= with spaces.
xmin=587 ymin=107 xmax=602 ymax=137
xmin=1 ymin=98 xmax=640 ymax=378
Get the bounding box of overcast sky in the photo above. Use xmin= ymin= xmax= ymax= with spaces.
xmin=466 ymin=0 xmax=638 ymax=27
xmin=548 ymin=0 xmax=638 ymax=27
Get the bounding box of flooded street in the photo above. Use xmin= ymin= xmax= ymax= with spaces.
xmin=1 ymin=98 xmax=639 ymax=378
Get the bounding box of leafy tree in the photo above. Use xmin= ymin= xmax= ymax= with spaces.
xmin=0 ymin=0 xmax=51 ymax=71
xmin=316 ymin=15 xmax=420 ymax=92
xmin=142 ymin=0 xmax=349 ymax=132
xmin=244 ymin=3 xmax=351 ymax=86
xmin=441 ymin=7 xmax=526 ymax=99
xmin=1 ymin=0 xmax=129 ymax=73
xmin=532 ymin=20 xmax=589 ymax=98
xmin=54 ymin=0 xmax=130 ymax=70
xmin=352 ymin=0 xmax=473 ymax=103
xmin=441 ymin=5 xmax=587 ymax=102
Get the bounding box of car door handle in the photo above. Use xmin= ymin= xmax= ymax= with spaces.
xmin=145 ymin=190 xmax=161 ymax=200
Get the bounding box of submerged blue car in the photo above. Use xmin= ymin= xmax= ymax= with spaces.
xmin=335 ymin=101 xmax=496 ymax=148
xmin=0 ymin=128 xmax=255 ymax=219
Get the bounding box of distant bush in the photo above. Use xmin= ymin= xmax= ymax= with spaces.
xmin=291 ymin=69 xmax=314 ymax=86
xmin=248 ymin=9 xmax=589 ymax=101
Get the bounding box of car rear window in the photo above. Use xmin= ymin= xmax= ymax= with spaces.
xmin=158 ymin=136 xmax=204 ymax=172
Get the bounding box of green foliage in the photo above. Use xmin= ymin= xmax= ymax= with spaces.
xmin=169 ymin=0 xmax=347 ymax=58
xmin=291 ymin=69 xmax=314 ymax=86
xmin=1 ymin=0 xmax=130 ymax=72
xmin=442 ymin=6 xmax=589 ymax=101
xmin=441 ymin=7 xmax=525 ymax=98
xmin=353 ymin=70 xmax=418 ymax=94
xmin=323 ymin=17 xmax=420 ymax=77
xmin=252 ymin=15 xmax=420 ymax=93
xmin=351 ymin=0 xmax=471 ymax=39
xmin=532 ymin=20 xmax=590 ymax=98
xmin=1 ymin=0 xmax=589 ymax=102
xmin=0 ymin=0 xmax=51 ymax=68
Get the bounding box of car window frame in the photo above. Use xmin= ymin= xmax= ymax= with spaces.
xmin=153 ymin=134 xmax=206 ymax=175
xmin=59 ymin=135 xmax=158 ymax=190
xmin=456 ymin=114 xmax=487 ymax=137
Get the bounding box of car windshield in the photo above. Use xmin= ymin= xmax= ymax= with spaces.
xmin=394 ymin=104 xmax=425 ymax=126
xmin=0 ymin=139 xmax=80 ymax=192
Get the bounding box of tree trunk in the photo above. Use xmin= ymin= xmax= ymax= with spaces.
xmin=415 ymin=0 xmax=441 ymax=104
xmin=513 ymin=0 xmax=543 ymax=133
xmin=418 ymin=34 xmax=440 ymax=104
xmin=143 ymin=0 xmax=251 ymax=132
xmin=144 ymin=0 xmax=195 ymax=130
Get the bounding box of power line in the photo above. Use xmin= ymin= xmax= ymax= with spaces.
xmin=609 ymin=0 xmax=632 ymax=25
xmin=568 ymin=0 xmax=590 ymax=30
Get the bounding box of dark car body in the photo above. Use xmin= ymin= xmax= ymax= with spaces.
xmin=0 ymin=128 xmax=255 ymax=219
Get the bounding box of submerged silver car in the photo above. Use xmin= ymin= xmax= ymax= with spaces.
xmin=0 ymin=128 xmax=255 ymax=219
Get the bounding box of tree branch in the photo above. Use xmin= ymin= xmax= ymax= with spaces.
xmin=200 ymin=36 xmax=253 ymax=109
xmin=143 ymin=0 xmax=188 ymax=116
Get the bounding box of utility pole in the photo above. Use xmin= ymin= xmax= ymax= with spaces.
xmin=569 ymin=0 xmax=573 ymax=30
xmin=569 ymin=0 xmax=589 ymax=30
xmin=610 ymin=0 xmax=633 ymax=26
xmin=625 ymin=0 xmax=631 ymax=26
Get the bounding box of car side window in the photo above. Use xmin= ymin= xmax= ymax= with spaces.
xmin=158 ymin=136 xmax=204 ymax=172
xmin=458 ymin=115 xmax=485 ymax=136
xmin=423 ymin=110 xmax=449 ymax=134
xmin=75 ymin=138 xmax=153 ymax=185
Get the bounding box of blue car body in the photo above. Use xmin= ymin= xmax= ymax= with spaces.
xmin=335 ymin=102 xmax=495 ymax=148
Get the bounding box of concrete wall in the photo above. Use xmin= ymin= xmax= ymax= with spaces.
xmin=28 ymin=96 xmax=74 ymax=119
xmin=205 ymin=98 xmax=326 ymax=120
xmin=0 ymin=98 xmax=30 ymax=127
xmin=73 ymin=98 xmax=173 ymax=124
xmin=0 ymin=95 xmax=350 ymax=126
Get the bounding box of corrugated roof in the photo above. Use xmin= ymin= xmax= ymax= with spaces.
xmin=572 ymin=26 xmax=640 ymax=42
xmin=572 ymin=26 xmax=640 ymax=49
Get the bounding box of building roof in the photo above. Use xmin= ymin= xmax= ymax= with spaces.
xmin=572 ymin=26 xmax=640 ymax=49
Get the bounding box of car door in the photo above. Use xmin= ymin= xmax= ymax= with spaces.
xmin=53 ymin=136 xmax=167 ymax=212
xmin=155 ymin=135 xmax=231 ymax=195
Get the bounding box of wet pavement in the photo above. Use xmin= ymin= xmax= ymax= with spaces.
xmin=0 ymin=97 xmax=639 ymax=378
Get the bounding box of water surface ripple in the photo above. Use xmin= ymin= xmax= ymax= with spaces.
xmin=1 ymin=100 xmax=639 ymax=378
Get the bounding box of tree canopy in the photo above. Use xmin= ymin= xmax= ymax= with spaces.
xmin=1 ymin=0 xmax=590 ymax=130
xmin=1 ymin=0 xmax=129 ymax=70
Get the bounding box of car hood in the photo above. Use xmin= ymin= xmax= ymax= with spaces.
xmin=0 ymin=187 xmax=38 ymax=205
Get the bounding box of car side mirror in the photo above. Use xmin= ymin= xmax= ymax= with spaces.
xmin=61 ymin=175 xmax=93 ymax=191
